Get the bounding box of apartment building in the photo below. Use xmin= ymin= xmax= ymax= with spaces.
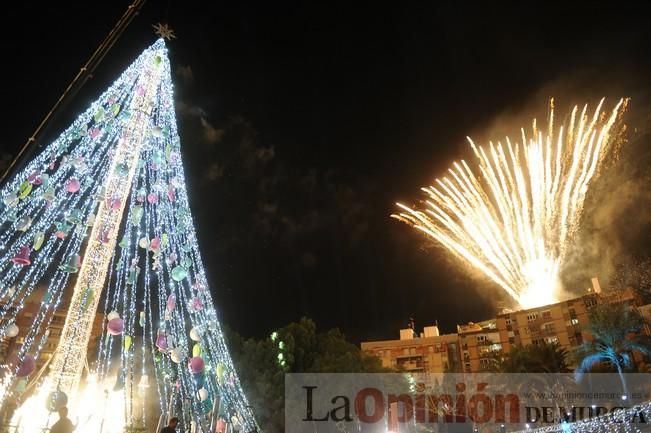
xmin=0 ymin=286 xmax=104 ymax=372
xmin=496 ymin=285 xmax=639 ymax=363
xmin=361 ymin=282 xmax=645 ymax=373
xmin=457 ymin=319 xmax=502 ymax=373
xmin=361 ymin=323 xmax=461 ymax=373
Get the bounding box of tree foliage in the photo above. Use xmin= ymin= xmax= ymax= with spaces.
xmin=225 ymin=317 xmax=389 ymax=433
xmin=495 ymin=342 xmax=570 ymax=373
xmin=575 ymin=303 xmax=651 ymax=377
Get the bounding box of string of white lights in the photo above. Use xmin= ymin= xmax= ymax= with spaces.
xmin=1 ymin=39 xmax=258 ymax=432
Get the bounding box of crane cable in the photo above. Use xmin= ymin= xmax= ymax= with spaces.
xmin=0 ymin=0 xmax=148 ymax=184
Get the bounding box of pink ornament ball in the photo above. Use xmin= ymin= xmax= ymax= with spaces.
xmin=147 ymin=193 xmax=159 ymax=204
xmin=12 ymin=354 xmax=35 ymax=378
xmin=149 ymin=236 xmax=161 ymax=252
xmin=66 ymin=178 xmax=81 ymax=193
xmin=188 ymin=356 xmax=205 ymax=374
xmin=107 ymin=318 xmax=124 ymax=336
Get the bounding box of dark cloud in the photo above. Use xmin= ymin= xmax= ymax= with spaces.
xmin=301 ymin=252 xmax=317 ymax=268
xmin=200 ymin=117 xmax=224 ymax=145
xmin=176 ymin=100 xmax=206 ymax=118
xmin=206 ymin=162 xmax=225 ymax=181
xmin=176 ymin=65 xmax=194 ymax=83
xmin=254 ymin=146 xmax=275 ymax=162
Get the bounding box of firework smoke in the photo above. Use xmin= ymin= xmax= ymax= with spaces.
xmin=393 ymin=99 xmax=627 ymax=308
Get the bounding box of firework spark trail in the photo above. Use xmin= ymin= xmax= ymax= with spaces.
xmin=393 ymin=99 xmax=626 ymax=308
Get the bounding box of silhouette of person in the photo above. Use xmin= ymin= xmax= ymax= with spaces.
xmin=49 ymin=406 xmax=74 ymax=433
xmin=160 ymin=416 xmax=180 ymax=433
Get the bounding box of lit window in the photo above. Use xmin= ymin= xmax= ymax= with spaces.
xmin=545 ymin=336 xmax=559 ymax=345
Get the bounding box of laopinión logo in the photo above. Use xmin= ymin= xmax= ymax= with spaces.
xmin=286 ymin=373 xmax=651 ymax=433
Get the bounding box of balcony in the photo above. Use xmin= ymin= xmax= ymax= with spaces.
xmin=396 ymin=355 xmax=425 ymax=372
xmin=395 ymin=353 xmax=423 ymax=360
xmin=398 ymin=360 xmax=425 ymax=372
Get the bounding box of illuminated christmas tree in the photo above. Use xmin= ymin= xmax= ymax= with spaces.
xmin=0 ymin=39 xmax=258 ymax=433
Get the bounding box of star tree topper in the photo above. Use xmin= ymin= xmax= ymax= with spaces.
xmin=153 ymin=23 xmax=177 ymax=40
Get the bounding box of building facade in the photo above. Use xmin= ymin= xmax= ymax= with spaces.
xmin=361 ymin=282 xmax=646 ymax=373
xmin=457 ymin=319 xmax=502 ymax=373
xmin=0 ymin=287 xmax=104 ymax=373
xmin=496 ymin=286 xmax=639 ymax=366
xmin=361 ymin=324 xmax=461 ymax=373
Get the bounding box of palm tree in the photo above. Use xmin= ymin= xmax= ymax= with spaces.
xmin=496 ymin=342 xmax=570 ymax=373
xmin=575 ymin=302 xmax=651 ymax=397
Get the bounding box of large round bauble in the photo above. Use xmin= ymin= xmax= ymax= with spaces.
xmin=107 ymin=318 xmax=124 ymax=336
xmin=107 ymin=310 xmax=120 ymax=321
xmin=171 ymin=266 xmax=187 ymax=282
xmin=170 ymin=347 xmax=184 ymax=364
xmin=189 ymin=356 xmax=205 ymax=374
xmin=5 ymin=324 xmax=19 ymax=338
xmin=65 ymin=178 xmax=81 ymax=193
xmin=189 ymin=327 xmax=201 ymax=342
xmin=16 ymin=355 xmax=35 ymax=377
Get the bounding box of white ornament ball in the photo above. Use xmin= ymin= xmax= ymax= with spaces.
xmin=5 ymin=324 xmax=19 ymax=338
xmin=107 ymin=311 xmax=120 ymax=321
xmin=170 ymin=347 xmax=184 ymax=364
xmin=198 ymin=388 xmax=208 ymax=401
xmin=189 ymin=327 xmax=201 ymax=342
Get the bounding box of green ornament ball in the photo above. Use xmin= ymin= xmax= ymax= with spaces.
xmin=171 ymin=266 xmax=187 ymax=282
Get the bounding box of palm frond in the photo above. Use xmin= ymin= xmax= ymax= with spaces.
xmin=575 ymin=353 xmax=606 ymax=379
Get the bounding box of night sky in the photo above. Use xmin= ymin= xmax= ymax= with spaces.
xmin=2 ymin=2 xmax=650 ymax=342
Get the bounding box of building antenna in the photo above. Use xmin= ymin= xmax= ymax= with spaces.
xmin=0 ymin=0 xmax=147 ymax=185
